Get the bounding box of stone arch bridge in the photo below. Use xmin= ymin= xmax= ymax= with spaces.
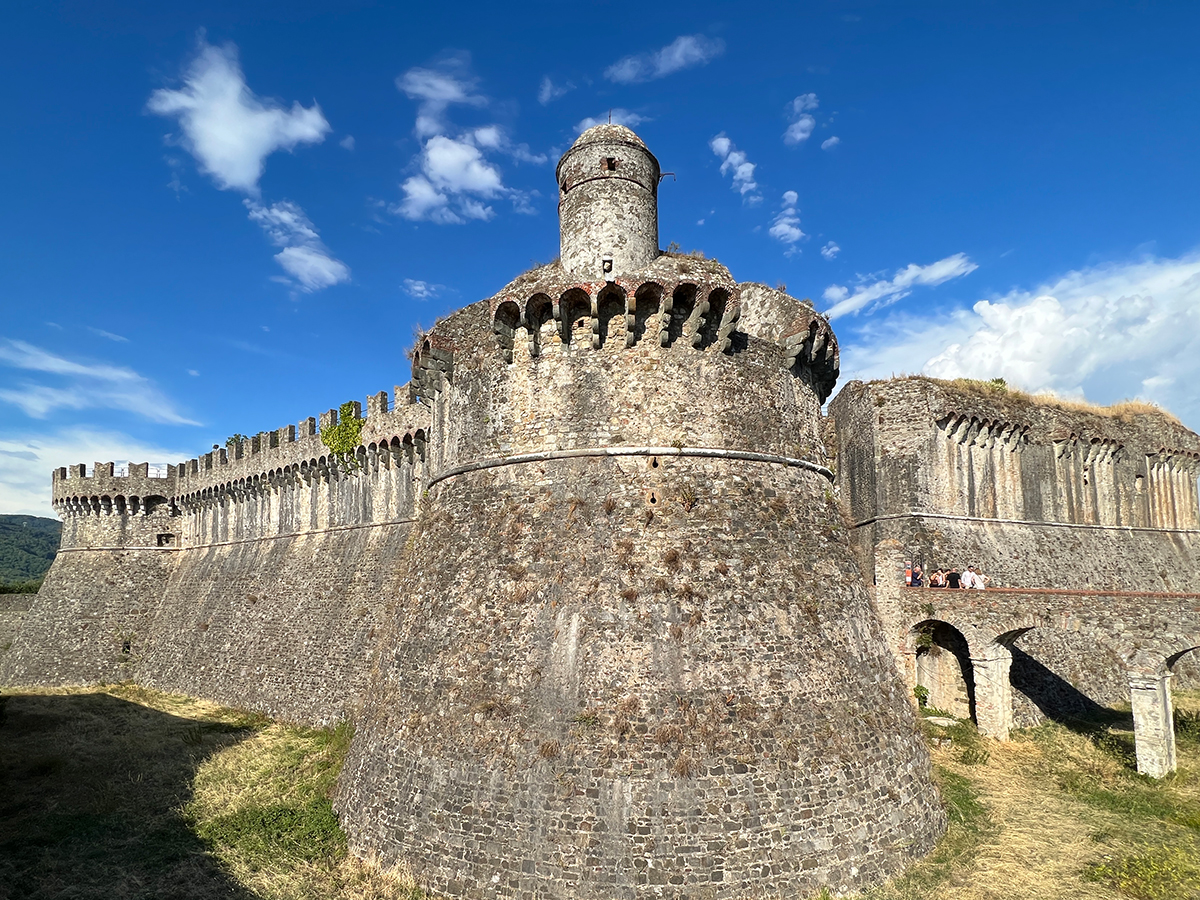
xmin=876 ymin=549 xmax=1199 ymax=778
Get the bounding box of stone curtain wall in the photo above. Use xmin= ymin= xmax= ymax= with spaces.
xmin=829 ymin=377 xmax=1200 ymax=593
xmin=337 ymin=456 xmax=945 ymax=900
xmin=134 ymin=523 xmax=411 ymax=724
xmin=0 ymin=548 xmax=176 ymax=686
xmin=3 ymin=386 xmax=431 ymax=725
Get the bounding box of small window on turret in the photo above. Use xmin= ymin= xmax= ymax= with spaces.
xmin=602 ymin=157 xmax=618 ymax=171
xmin=157 ymin=533 xmax=176 ymax=547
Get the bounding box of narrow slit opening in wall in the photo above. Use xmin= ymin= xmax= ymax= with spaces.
xmin=650 ymin=457 xmax=659 ymax=469
xmin=647 ymin=491 xmax=659 ymax=505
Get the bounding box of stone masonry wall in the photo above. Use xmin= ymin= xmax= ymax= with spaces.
xmin=338 ymin=456 xmax=945 ymax=900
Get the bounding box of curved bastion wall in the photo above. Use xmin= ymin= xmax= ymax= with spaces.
xmin=333 ymin=248 xmax=946 ymax=897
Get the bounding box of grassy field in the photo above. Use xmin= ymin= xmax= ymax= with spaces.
xmin=0 ymin=684 xmax=1197 ymax=899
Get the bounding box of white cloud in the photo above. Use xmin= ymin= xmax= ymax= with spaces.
xmin=339 ymin=135 xmax=355 ymax=150
xmin=824 ymin=253 xmax=978 ymax=319
xmin=245 ymin=200 xmax=350 ymax=292
xmin=769 ymin=191 xmax=804 ymax=251
xmin=0 ymin=340 xmax=199 ymax=425
xmin=605 ymin=34 xmax=725 ymax=84
xmin=836 ymin=251 xmax=1200 ymax=429
xmin=538 ymin=76 xmax=574 ymax=105
xmin=783 ymin=93 xmax=819 ymax=146
xmin=821 ymin=241 xmax=841 ymax=260
xmin=0 ymin=428 xmax=195 ymax=517
xmin=396 ymin=135 xmax=505 ymax=224
xmin=397 ymin=62 xmax=486 ymax=139
xmin=575 ymin=109 xmax=650 ymax=133
xmin=402 ymin=279 xmax=445 ymax=299
xmin=147 ymin=39 xmax=330 ymax=195
xmin=394 ymin=60 xmax=537 ymax=224
xmin=821 ymin=136 xmax=841 ymax=150
xmin=709 ymin=133 xmax=761 ymax=203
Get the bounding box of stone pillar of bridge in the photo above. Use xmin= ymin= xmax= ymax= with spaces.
xmin=1130 ymin=673 xmax=1177 ymax=778
xmin=971 ymin=644 xmax=1014 ymax=741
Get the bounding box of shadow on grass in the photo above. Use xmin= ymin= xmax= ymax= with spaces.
xmin=0 ymin=691 xmax=258 ymax=900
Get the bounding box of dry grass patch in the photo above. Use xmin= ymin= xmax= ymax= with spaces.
xmin=855 ymin=694 xmax=1200 ymax=900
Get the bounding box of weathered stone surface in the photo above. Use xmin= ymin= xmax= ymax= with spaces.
xmin=832 ymin=380 xmax=1200 ymax=776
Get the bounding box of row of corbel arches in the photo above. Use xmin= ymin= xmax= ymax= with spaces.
xmin=54 ymin=494 xmax=173 ymax=517
xmin=491 ymin=280 xmax=738 ymax=362
xmin=176 ymin=429 xmax=429 ymax=513
xmin=939 ymin=414 xmax=1032 ymax=451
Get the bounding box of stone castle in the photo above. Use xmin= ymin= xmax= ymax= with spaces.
xmin=3 ymin=124 xmax=1199 ymax=898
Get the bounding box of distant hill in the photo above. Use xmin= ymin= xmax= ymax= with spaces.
xmin=0 ymin=515 xmax=61 ymax=585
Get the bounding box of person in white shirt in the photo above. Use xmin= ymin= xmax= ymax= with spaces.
xmin=964 ymin=565 xmax=989 ymax=589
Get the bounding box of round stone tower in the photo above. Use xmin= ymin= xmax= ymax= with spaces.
xmin=557 ymin=124 xmax=660 ymax=280
xmin=337 ymin=127 xmax=944 ymax=900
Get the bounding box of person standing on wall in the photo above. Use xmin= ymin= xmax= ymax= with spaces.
xmin=945 ymin=567 xmax=962 ymax=589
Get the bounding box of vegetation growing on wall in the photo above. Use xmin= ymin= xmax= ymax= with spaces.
xmin=320 ymin=402 xmax=366 ymax=471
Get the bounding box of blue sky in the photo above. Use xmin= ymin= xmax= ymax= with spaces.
xmin=4 ymin=1 xmax=1200 ymax=515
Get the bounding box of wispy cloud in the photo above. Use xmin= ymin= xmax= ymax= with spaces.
xmin=709 ymin=133 xmax=761 ymax=204
xmin=402 ymin=278 xmax=445 ymax=300
xmin=88 ymin=327 xmax=129 ymax=343
xmin=397 ymin=57 xmax=486 ymax=139
xmin=0 ymin=340 xmax=198 ymax=424
xmin=821 ymin=136 xmax=841 ymax=150
xmin=538 ymin=76 xmax=574 ymax=105
xmin=148 ymin=38 xmax=329 ymax=195
xmin=339 ymin=135 xmax=355 ymax=150
xmin=606 ymin=34 xmax=725 ymax=84
xmin=784 ymin=93 xmax=818 ymax=146
xmin=149 ymin=39 xmax=347 ymax=293
xmin=837 ymin=250 xmax=1200 ymax=430
xmin=821 ymin=241 xmax=841 ymax=260
xmin=824 ymin=253 xmax=978 ymax=319
xmin=394 ymin=56 xmax=538 ymax=225
xmin=769 ymin=191 xmax=804 ymax=253
xmin=575 ymin=109 xmax=650 ymax=133
xmin=245 ymin=200 xmax=350 ymax=292
xmin=0 ymin=428 xmax=195 ymax=516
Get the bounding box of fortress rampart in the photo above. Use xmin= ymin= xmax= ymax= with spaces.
xmin=830 ymin=377 xmax=1200 ymax=778
xmin=5 ymin=123 xmax=1199 ymax=895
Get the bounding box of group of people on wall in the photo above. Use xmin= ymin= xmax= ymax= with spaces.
xmin=905 ymin=562 xmax=990 ymax=589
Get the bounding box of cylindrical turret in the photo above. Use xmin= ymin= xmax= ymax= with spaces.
xmin=556 ymin=124 xmax=660 ymax=279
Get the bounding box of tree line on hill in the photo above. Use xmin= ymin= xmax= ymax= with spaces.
xmin=0 ymin=515 xmax=61 ymax=593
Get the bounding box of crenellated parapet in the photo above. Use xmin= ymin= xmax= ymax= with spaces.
xmin=52 ymin=461 xmax=179 ymax=516
xmin=479 ymin=257 xmax=838 ymax=404
xmin=51 ymin=462 xmax=182 ymax=549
